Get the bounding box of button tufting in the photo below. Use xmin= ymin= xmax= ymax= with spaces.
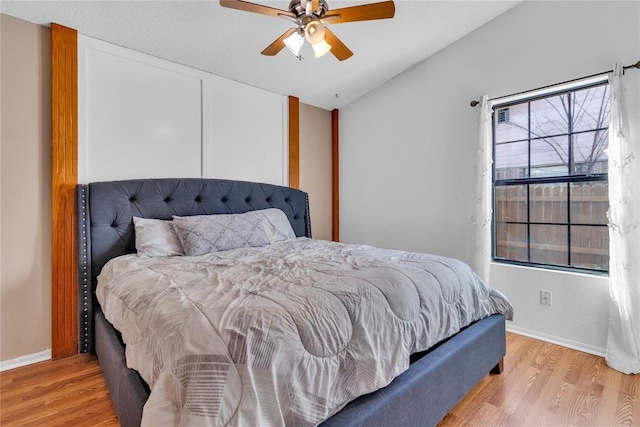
xmin=221 ymin=197 xmax=227 ymax=203
xmin=245 ymin=198 xmax=250 ymax=203
xmin=129 ymin=197 xmax=135 ymax=202
xmin=164 ymin=198 xmax=171 ymax=202
xmin=195 ymin=196 xmax=201 ymax=202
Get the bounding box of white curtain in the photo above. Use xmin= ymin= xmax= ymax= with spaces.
xmin=472 ymin=95 xmax=493 ymax=283
xmin=605 ymin=63 xmax=640 ymax=374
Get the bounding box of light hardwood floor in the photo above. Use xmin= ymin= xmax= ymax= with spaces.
xmin=1 ymin=354 xmax=118 ymax=426
xmin=440 ymin=333 xmax=639 ymax=426
xmin=1 ymin=333 xmax=638 ymax=426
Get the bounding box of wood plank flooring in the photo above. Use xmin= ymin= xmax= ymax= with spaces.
xmin=1 ymin=333 xmax=638 ymax=426
xmin=1 ymin=354 xmax=118 ymax=426
xmin=439 ymin=333 xmax=640 ymax=426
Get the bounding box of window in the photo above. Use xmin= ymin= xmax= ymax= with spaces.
xmin=497 ymin=107 xmax=510 ymax=124
xmin=492 ymin=81 xmax=610 ymax=273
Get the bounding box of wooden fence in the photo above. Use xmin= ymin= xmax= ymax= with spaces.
xmin=495 ymin=182 xmax=609 ymax=270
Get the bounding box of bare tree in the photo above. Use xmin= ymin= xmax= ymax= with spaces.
xmin=496 ymin=84 xmax=610 ymax=177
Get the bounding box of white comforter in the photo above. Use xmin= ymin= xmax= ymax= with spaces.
xmin=97 ymin=238 xmax=513 ymax=426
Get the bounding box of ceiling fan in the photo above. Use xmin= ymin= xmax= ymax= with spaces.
xmin=219 ymin=0 xmax=395 ymax=61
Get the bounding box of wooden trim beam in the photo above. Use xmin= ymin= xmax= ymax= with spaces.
xmin=332 ymin=109 xmax=339 ymax=242
xmin=288 ymin=96 xmax=300 ymax=189
xmin=51 ymin=23 xmax=78 ymax=358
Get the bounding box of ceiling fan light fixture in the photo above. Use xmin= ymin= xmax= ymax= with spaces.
xmin=312 ymin=39 xmax=332 ymax=58
xmin=284 ymin=30 xmax=304 ymax=56
xmin=220 ymin=0 xmax=396 ymax=61
xmin=304 ymin=20 xmax=325 ymax=45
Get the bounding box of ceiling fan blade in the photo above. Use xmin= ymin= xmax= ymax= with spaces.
xmin=323 ymin=28 xmax=353 ymax=61
xmin=220 ymin=0 xmax=295 ymax=18
xmin=312 ymin=0 xmax=319 ymax=13
xmin=261 ymin=28 xmax=297 ymax=56
xmin=323 ymin=1 xmax=395 ymax=24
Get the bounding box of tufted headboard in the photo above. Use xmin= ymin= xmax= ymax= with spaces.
xmin=77 ymin=178 xmax=311 ymax=353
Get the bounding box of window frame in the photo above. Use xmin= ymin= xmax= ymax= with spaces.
xmin=491 ymin=79 xmax=610 ymax=276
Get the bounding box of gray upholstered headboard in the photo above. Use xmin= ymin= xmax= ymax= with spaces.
xmin=77 ymin=178 xmax=311 ymax=353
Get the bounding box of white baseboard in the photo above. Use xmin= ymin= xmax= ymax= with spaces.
xmin=0 ymin=349 xmax=52 ymax=372
xmin=506 ymin=325 xmax=606 ymax=358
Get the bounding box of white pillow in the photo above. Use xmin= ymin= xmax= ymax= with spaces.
xmin=254 ymin=208 xmax=296 ymax=243
xmin=133 ymin=217 xmax=184 ymax=257
xmin=172 ymin=211 xmax=270 ymax=256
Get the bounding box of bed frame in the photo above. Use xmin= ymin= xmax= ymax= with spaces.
xmin=77 ymin=178 xmax=506 ymax=427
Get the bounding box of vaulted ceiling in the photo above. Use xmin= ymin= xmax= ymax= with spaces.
xmin=2 ymin=1 xmax=521 ymax=109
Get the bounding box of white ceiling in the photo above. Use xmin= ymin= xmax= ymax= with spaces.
xmin=1 ymin=0 xmax=521 ymax=110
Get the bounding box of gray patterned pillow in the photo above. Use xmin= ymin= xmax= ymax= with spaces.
xmin=172 ymin=212 xmax=270 ymax=256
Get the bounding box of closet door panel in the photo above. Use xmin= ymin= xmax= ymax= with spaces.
xmin=80 ymin=37 xmax=202 ymax=182
xmin=203 ymin=81 xmax=287 ymax=186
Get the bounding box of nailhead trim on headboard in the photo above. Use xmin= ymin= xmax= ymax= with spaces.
xmin=305 ymin=192 xmax=312 ymax=239
xmin=76 ymin=185 xmax=92 ymax=353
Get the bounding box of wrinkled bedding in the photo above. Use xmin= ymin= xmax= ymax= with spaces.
xmin=96 ymin=238 xmax=513 ymax=426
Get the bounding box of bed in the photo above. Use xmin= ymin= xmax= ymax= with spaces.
xmin=76 ymin=177 xmax=512 ymax=427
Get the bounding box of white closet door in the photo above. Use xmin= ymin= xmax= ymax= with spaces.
xmin=203 ymin=81 xmax=287 ymax=186
xmin=79 ymin=37 xmax=202 ymax=182
xmin=78 ymin=36 xmax=288 ymax=186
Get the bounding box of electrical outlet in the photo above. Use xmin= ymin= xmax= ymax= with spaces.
xmin=540 ymin=290 xmax=552 ymax=306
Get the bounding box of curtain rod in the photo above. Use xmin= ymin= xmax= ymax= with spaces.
xmin=469 ymin=60 xmax=640 ymax=107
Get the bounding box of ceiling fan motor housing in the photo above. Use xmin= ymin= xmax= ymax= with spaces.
xmin=288 ymin=0 xmax=329 ymax=18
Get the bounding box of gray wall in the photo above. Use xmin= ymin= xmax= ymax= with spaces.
xmin=300 ymin=103 xmax=332 ymax=241
xmin=0 ymin=14 xmax=52 ymax=364
xmin=340 ymin=1 xmax=640 ymax=355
